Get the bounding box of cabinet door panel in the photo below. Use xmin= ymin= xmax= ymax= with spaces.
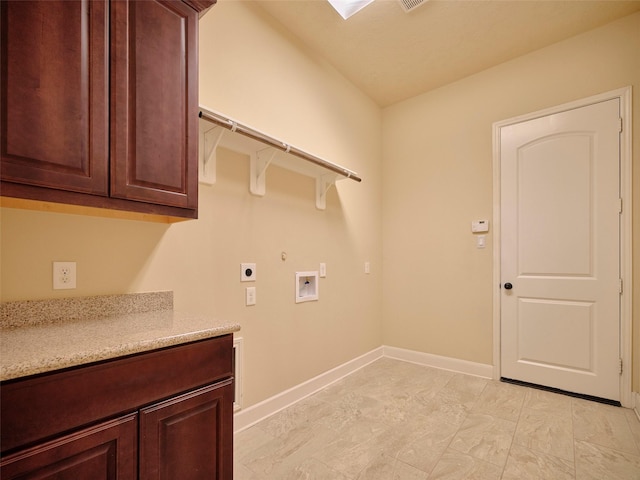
xmin=1 ymin=0 xmax=109 ymax=195
xmin=111 ymin=0 xmax=198 ymax=209
xmin=139 ymin=381 xmax=234 ymax=480
xmin=0 ymin=414 xmax=137 ymax=480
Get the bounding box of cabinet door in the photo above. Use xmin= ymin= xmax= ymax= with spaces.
xmin=110 ymin=0 xmax=198 ymax=210
xmin=0 ymin=0 xmax=109 ymax=195
xmin=139 ymin=380 xmax=234 ymax=480
xmin=0 ymin=414 xmax=137 ymax=480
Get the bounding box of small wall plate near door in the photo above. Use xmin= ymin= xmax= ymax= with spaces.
xmin=295 ymin=271 xmax=318 ymax=303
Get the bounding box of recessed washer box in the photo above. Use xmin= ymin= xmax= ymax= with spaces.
xmin=295 ymin=271 xmax=318 ymax=303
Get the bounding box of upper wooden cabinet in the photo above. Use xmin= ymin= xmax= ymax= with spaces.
xmin=1 ymin=1 xmax=110 ymax=196
xmin=110 ymin=0 xmax=198 ymax=211
xmin=1 ymin=0 xmax=213 ymax=220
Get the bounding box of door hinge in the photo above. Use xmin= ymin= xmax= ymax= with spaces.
xmin=619 ymin=198 xmax=623 ymax=214
xmin=619 ymin=278 xmax=623 ymax=294
xmin=619 ymin=358 xmax=623 ymax=375
xmin=619 ymin=117 xmax=623 ymax=132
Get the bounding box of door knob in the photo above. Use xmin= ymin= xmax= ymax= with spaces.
xmin=504 ymin=282 xmax=513 ymax=290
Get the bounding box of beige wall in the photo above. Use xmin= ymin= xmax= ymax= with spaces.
xmin=1 ymin=4 xmax=638 ymax=406
xmin=0 ymin=1 xmax=383 ymax=408
xmin=382 ymin=12 xmax=640 ymax=389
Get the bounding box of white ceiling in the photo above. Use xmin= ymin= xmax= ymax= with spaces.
xmin=251 ymin=0 xmax=640 ymax=107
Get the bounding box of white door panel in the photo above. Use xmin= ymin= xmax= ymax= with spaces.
xmin=517 ymin=298 xmax=594 ymax=371
xmin=500 ymin=99 xmax=620 ymax=401
xmin=517 ymin=134 xmax=592 ymax=275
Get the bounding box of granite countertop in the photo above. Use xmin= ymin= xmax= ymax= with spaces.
xmin=0 ymin=292 xmax=240 ymax=382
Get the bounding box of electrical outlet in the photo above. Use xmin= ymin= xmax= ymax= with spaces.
xmin=240 ymin=263 xmax=256 ymax=282
xmin=53 ymin=261 xmax=77 ymax=290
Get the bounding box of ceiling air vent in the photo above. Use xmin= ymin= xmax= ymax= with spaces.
xmin=398 ymin=0 xmax=428 ymax=13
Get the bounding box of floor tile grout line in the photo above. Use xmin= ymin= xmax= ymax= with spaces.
xmin=500 ymin=385 xmax=528 ymax=479
xmin=624 ymin=409 xmax=640 ymax=455
xmin=573 ymin=396 xmax=640 ymax=459
xmin=428 ymin=368 xmax=485 ymax=476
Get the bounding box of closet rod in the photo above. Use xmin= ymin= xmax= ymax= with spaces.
xmin=199 ymin=108 xmax=362 ymax=183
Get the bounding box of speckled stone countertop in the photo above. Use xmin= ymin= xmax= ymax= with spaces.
xmin=0 ymin=292 xmax=240 ymax=382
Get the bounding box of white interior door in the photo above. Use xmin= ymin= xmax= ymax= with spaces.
xmin=500 ymin=98 xmax=621 ymax=401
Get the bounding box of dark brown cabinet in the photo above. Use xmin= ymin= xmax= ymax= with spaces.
xmin=1 ymin=0 xmax=110 ymax=196
xmin=110 ymin=0 xmax=198 ymax=211
xmin=0 ymin=335 xmax=234 ymax=479
xmin=0 ymin=415 xmax=138 ymax=480
xmin=1 ymin=0 xmax=212 ymax=220
xmin=140 ymin=382 xmax=234 ymax=480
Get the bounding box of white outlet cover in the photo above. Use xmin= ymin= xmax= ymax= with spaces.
xmin=53 ymin=261 xmax=77 ymax=290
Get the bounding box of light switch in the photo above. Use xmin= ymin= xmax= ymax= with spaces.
xmin=246 ymin=287 xmax=256 ymax=306
xmin=476 ymin=235 xmax=486 ymax=249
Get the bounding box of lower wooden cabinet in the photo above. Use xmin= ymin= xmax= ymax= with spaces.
xmin=0 ymin=414 xmax=137 ymax=480
xmin=0 ymin=335 xmax=234 ymax=480
xmin=140 ymin=381 xmax=234 ymax=480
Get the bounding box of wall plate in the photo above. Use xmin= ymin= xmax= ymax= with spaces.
xmin=471 ymin=220 xmax=490 ymax=233
xmin=241 ymin=263 xmax=256 ymax=282
xmin=53 ymin=261 xmax=76 ymax=290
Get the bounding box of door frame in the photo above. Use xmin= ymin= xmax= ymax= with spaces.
xmin=492 ymin=87 xmax=633 ymax=407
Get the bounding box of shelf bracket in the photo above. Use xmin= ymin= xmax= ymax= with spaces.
xmin=199 ymin=126 xmax=225 ymax=185
xmin=250 ymin=148 xmax=278 ymax=196
xmin=316 ymin=173 xmax=338 ymax=210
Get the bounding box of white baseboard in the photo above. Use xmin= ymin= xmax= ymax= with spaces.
xmin=233 ymin=347 xmax=384 ymax=433
xmin=234 ymin=346 xmax=493 ymax=433
xmin=383 ymin=345 xmax=494 ymax=379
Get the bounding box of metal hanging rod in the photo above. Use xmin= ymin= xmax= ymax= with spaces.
xmin=198 ymin=107 xmax=362 ymax=183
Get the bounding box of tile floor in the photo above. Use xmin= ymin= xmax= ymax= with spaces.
xmin=234 ymin=358 xmax=640 ymax=479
